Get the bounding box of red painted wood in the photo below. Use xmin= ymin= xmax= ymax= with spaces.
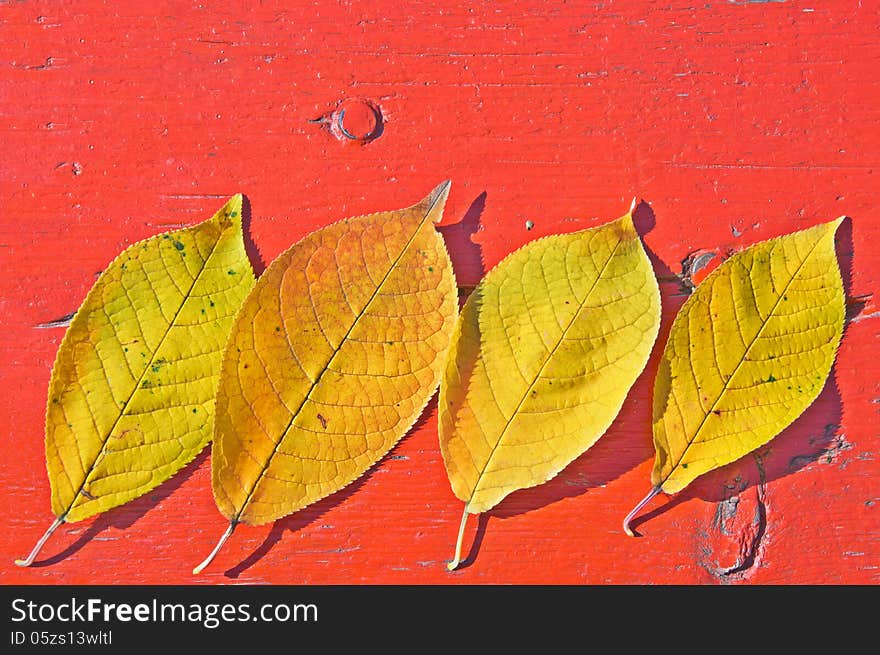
xmin=1 ymin=0 xmax=877 ymax=585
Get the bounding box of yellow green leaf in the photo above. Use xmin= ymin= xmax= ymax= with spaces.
xmin=439 ymin=209 xmax=661 ymax=569
xmin=194 ymin=182 xmax=458 ymax=574
xmin=624 ymin=218 xmax=845 ymax=535
xmin=16 ymin=196 xmax=255 ymax=567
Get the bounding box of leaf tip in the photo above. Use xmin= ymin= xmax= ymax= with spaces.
xmin=214 ymin=194 xmax=244 ymax=226
xmin=612 ymin=206 xmax=639 ymax=239
xmin=424 ymin=180 xmax=452 ymax=224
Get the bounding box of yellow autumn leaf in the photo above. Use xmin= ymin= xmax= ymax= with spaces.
xmin=193 ymin=182 xmax=458 ymax=574
xmin=16 ymin=196 xmax=255 ymax=567
xmin=623 ymin=218 xmax=845 ymax=536
xmin=439 ymin=208 xmax=661 ymax=569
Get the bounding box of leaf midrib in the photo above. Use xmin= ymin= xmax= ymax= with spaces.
xmin=659 ymin=231 xmax=832 ymax=487
xmin=60 ymin=222 xmax=227 ymax=518
xmin=232 ymin=193 xmax=446 ymax=523
xmin=466 ymin=232 xmax=626 ymax=510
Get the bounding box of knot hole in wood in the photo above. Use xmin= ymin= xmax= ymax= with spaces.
xmin=310 ymin=99 xmax=384 ymax=143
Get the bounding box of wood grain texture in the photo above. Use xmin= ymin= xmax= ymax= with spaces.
xmin=1 ymin=0 xmax=877 ymax=584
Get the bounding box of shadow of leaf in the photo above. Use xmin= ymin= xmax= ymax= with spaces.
xmin=241 ymin=194 xmax=267 ymax=277
xmin=438 ymin=191 xmax=486 ymax=292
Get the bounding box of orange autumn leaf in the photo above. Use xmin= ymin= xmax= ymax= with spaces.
xmin=194 ymin=182 xmax=458 ymax=573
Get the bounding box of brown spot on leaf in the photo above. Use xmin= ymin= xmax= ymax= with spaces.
xmin=113 ymin=428 xmax=144 ymax=444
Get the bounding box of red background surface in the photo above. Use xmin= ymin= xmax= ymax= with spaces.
xmin=1 ymin=0 xmax=877 ymax=585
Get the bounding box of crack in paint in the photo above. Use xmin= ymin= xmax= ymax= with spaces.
xmin=701 ymin=453 xmax=769 ymax=582
xmin=788 ymin=424 xmax=851 ymax=471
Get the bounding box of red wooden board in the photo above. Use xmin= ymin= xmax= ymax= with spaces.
xmin=1 ymin=0 xmax=877 ymax=585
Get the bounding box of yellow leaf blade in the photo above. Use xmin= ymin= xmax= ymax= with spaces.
xmin=45 ymin=196 xmax=255 ymax=523
xmin=439 ymin=212 xmax=661 ymax=514
xmin=212 ymin=183 xmax=458 ymax=526
xmin=652 ymin=218 xmax=845 ymax=494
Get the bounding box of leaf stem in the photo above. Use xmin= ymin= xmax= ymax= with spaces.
xmin=15 ymin=516 xmax=66 ymax=567
xmin=623 ymin=486 xmax=661 ymax=537
xmin=193 ymin=522 xmax=236 ymax=575
xmin=447 ymin=505 xmax=470 ymax=571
